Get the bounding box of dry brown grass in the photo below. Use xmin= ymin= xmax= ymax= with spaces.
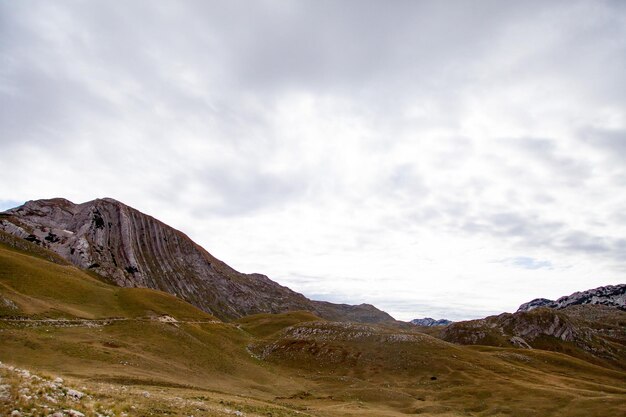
xmin=1 ymin=242 xmax=625 ymax=416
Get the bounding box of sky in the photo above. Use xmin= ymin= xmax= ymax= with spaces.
xmin=1 ymin=0 xmax=625 ymax=321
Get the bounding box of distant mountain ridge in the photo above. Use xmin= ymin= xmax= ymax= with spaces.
xmin=410 ymin=317 xmax=452 ymax=326
xmin=517 ymin=284 xmax=626 ymax=312
xmin=0 ymin=198 xmax=395 ymax=323
xmin=441 ymin=284 xmax=626 ymax=370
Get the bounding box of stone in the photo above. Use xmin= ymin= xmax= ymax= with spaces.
xmin=66 ymin=389 xmax=84 ymax=401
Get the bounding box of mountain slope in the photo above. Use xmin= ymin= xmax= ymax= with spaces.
xmin=2 ymin=241 xmax=626 ymax=416
xmin=440 ymin=305 xmax=626 ymax=370
xmin=0 ymin=198 xmax=395 ymax=323
xmin=0 ymin=237 xmax=217 ymax=321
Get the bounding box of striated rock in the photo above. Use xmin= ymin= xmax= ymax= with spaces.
xmin=0 ymin=198 xmax=395 ymax=323
xmin=441 ymin=309 xmax=578 ymax=346
xmin=509 ymin=336 xmax=532 ymax=349
xmin=440 ymin=305 xmax=626 ymax=370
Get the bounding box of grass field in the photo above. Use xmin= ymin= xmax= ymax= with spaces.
xmin=1 ymin=241 xmax=625 ymax=416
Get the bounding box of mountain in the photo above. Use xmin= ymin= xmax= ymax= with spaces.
xmin=2 ymin=227 xmax=626 ymax=416
xmin=410 ymin=317 xmax=453 ymax=326
xmin=440 ymin=285 xmax=626 ymax=370
xmin=0 ymin=197 xmax=394 ymax=323
xmin=517 ymin=284 xmax=626 ymax=312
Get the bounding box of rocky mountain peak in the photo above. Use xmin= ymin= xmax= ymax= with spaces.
xmin=410 ymin=317 xmax=453 ymax=327
xmin=517 ymin=284 xmax=626 ymax=312
xmin=0 ymin=197 xmax=396 ymax=323
xmin=517 ymin=298 xmax=553 ymax=312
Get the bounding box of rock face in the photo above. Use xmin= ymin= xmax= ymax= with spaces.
xmin=440 ymin=305 xmax=626 ymax=370
xmin=441 ymin=309 xmax=577 ymax=346
xmin=517 ymin=285 xmax=626 ymax=312
xmin=0 ymin=198 xmax=395 ymax=323
xmin=410 ymin=317 xmax=452 ymax=327
xmin=516 ymin=298 xmax=553 ymax=312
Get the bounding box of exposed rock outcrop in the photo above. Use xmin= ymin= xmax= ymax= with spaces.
xmin=441 ymin=309 xmax=577 ymax=347
xmin=440 ymin=305 xmax=626 ymax=370
xmin=517 ymin=284 xmax=626 ymax=312
xmin=0 ymin=198 xmax=395 ymax=323
xmin=410 ymin=317 xmax=453 ymax=327
xmin=517 ymin=298 xmax=553 ymax=312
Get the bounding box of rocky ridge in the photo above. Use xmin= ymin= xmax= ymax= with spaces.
xmin=440 ymin=309 xmax=579 ymax=346
xmin=517 ymin=284 xmax=626 ymax=312
xmin=410 ymin=317 xmax=453 ymax=327
xmin=441 ymin=285 xmax=626 ymax=370
xmin=0 ymin=198 xmax=394 ymax=323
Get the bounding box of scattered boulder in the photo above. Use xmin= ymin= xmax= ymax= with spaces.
xmin=509 ymin=336 xmax=532 ymax=349
xmin=66 ymin=388 xmax=85 ymax=401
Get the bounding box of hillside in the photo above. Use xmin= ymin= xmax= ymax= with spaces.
xmin=2 ymin=241 xmax=626 ymax=416
xmin=440 ymin=301 xmax=626 ymax=371
xmin=0 ymin=198 xmax=394 ymax=323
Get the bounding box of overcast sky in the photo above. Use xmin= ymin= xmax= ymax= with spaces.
xmin=1 ymin=0 xmax=625 ymax=320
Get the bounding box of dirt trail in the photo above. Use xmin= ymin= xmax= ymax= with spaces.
xmin=0 ymin=317 xmax=221 ymax=327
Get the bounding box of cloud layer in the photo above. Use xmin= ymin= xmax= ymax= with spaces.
xmin=1 ymin=0 xmax=625 ymax=320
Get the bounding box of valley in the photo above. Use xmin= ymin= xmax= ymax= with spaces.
xmin=4 ymin=0 xmax=626 ymax=415
xmin=1 ymin=238 xmax=625 ymax=416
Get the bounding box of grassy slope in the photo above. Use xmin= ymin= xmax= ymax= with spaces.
xmin=0 ymin=242 xmax=311 ymax=413
xmin=236 ymin=311 xmax=325 ymax=338
xmin=253 ymin=322 xmax=626 ymax=416
xmin=0 ymin=229 xmax=70 ymax=266
xmin=1 ymin=241 xmax=625 ymax=416
xmin=439 ymin=307 xmax=626 ymax=371
xmin=0 ymin=242 xmax=215 ymax=320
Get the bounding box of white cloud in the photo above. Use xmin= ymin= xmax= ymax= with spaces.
xmin=1 ymin=0 xmax=625 ymax=321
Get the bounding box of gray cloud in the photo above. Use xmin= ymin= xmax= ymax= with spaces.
xmin=459 ymin=211 xmax=563 ymax=243
xmin=580 ymin=128 xmax=626 ymax=162
xmin=502 ymin=257 xmax=554 ymax=270
xmin=513 ymin=137 xmax=593 ymax=185
xmin=1 ymin=0 xmax=625 ymax=320
xmin=457 ymin=210 xmax=626 ymax=263
xmin=196 ymin=166 xmax=307 ymax=216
